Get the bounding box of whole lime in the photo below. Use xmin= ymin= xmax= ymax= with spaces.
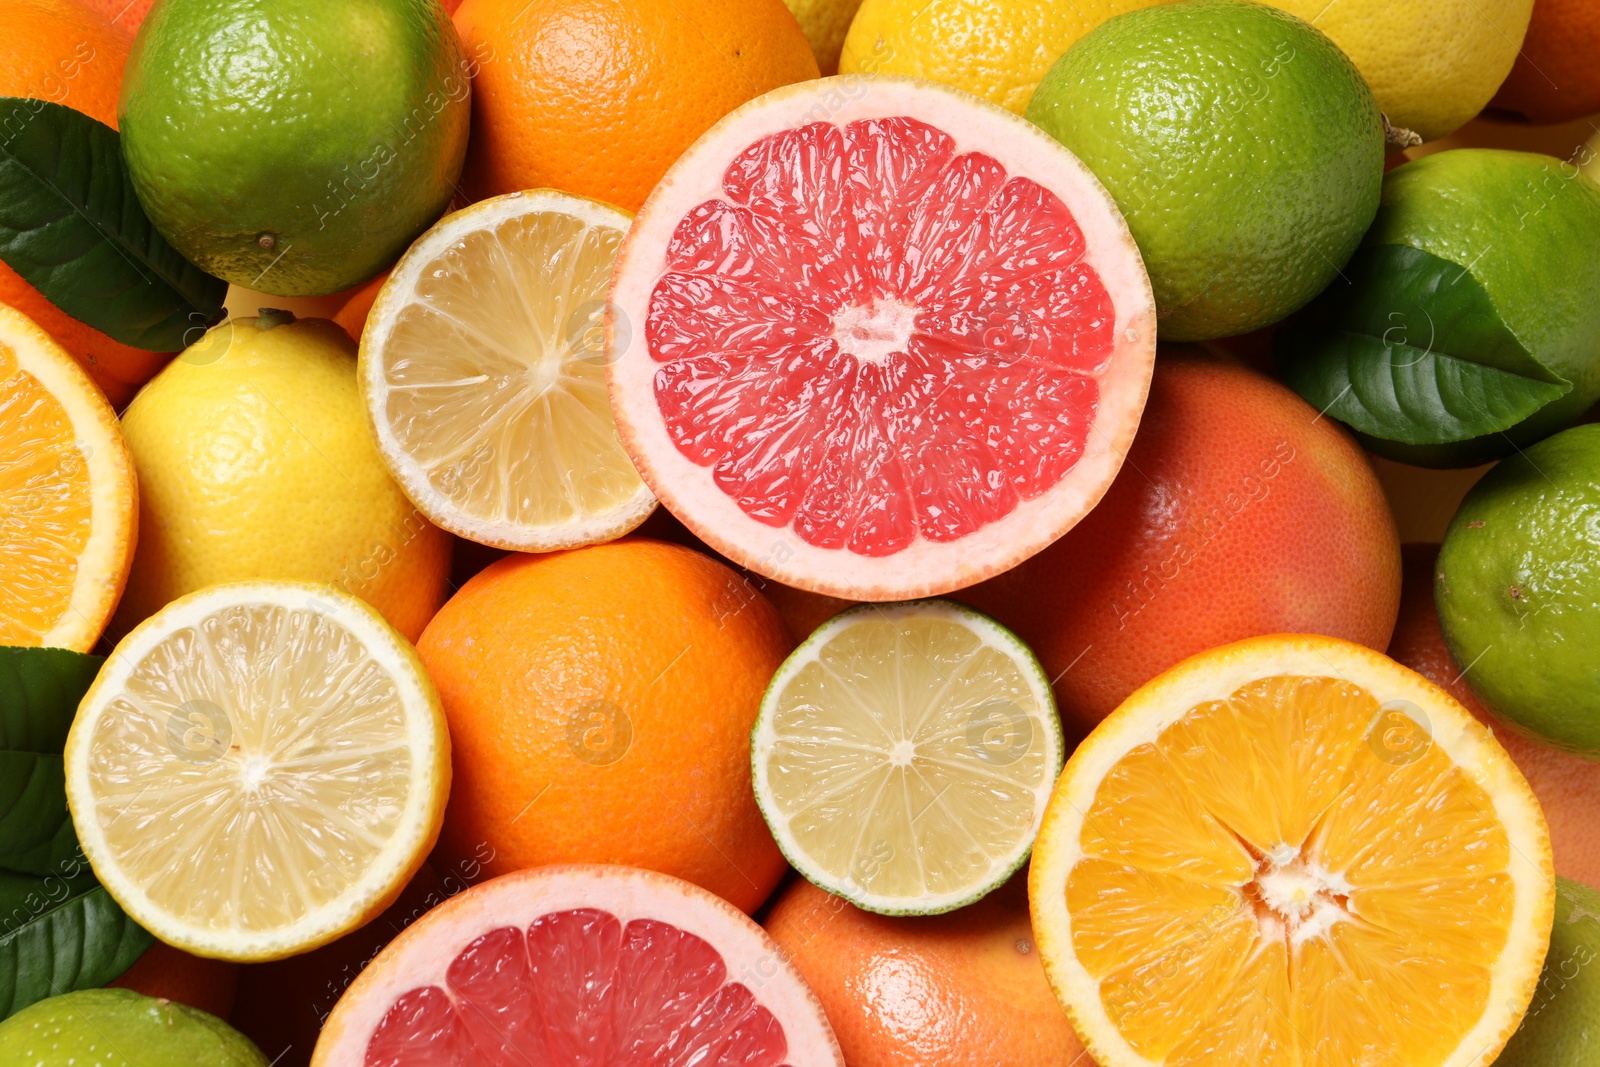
xmin=0 ymin=988 xmax=267 ymax=1065
xmin=1437 ymin=424 xmax=1600 ymax=757
xmin=119 ymin=0 xmax=469 ymax=297
xmin=1025 ymin=0 xmax=1383 ymax=341
xmin=1496 ymin=878 xmax=1600 ymax=1067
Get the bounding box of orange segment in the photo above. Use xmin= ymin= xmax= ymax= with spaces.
xmin=1031 ymin=635 xmax=1554 ymax=1067
xmin=0 ymin=303 xmax=136 ymax=650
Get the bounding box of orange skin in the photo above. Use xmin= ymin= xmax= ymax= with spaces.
xmin=452 ymin=0 xmax=819 ymax=212
xmin=765 ymin=874 xmax=1092 ymax=1067
xmin=417 ymin=539 xmax=793 ymax=914
xmin=1491 ymin=0 xmax=1600 ymax=124
xmin=0 ymin=1 xmax=167 ymax=406
xmin=109 ymin=941 xmax=239 ymax=1021
xmin=960 ymin=350 xmax=1401 ymax=739
xmin=332 ymin=270 xmax=389 ymax=342
xmin=1388 ymin=543 xmax=1600 ymax=888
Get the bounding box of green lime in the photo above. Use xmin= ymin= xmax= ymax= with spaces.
xmin=119 ymin=0 xmax=469 ymax=297
xmin=1496 ymin=878 xmax=1600 ymax=1067
xmin=1025 ymin=0 xmax=1383 ymax=342
xmin=0 ymin=988 xmax=267 ymax=1066
xmin=751 ymin=599 xmax=1063 ymax=916
xmin=1437 ymin=424 xmax=1600 ymax=757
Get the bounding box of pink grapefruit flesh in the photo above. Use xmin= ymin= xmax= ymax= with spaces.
xmin=608 ymin=75 xmax=1156 ymax=601
xmin=311 ymin=865 xmax=843 ymax=1067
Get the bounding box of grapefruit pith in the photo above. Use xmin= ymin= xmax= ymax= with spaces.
xmin=313 ymin=865 xmax=844 ymax=1067
xmin=608 ymin=75 xmax=1155 ymax=601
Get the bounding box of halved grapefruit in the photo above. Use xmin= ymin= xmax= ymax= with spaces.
xmin=607 ymin=75 xmax=1156 ymax=601
xmin=312 ymin=865 xmax=844 ymax=1067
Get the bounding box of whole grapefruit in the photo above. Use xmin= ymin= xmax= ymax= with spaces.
xmin=959 ymin=350 xmax=1401 ymax=736
xmin=416 ymin=539 xmax=793 ymax=914
xmin=451 ymin=0 xmax=819 ymax=212
xmin=1492 ymin=0 xmax=1600 ymax=124
xmin=764 ymin=873 xmax=1087 ymax=1066
xmin=1391 ymin=543 xmax=1600 ymax=887
xmin=0 ymin=0 xmax=170 ymax=406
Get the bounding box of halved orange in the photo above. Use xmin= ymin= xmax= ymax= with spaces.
xmin=1030 ymin=634 xmax=1554 ymax=1067
xmin=0 ymin=303 xmax=136 ymax=651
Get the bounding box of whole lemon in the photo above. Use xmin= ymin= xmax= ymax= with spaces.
xmin=839 ymin=0 xmax=1167 ymax=114
xmin=1265 ymin=0 xmax=1533 ymax=141
xmin=114 ymin=314 xmax=451 ymax=642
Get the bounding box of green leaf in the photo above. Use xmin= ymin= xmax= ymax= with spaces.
xmin=1277 ymin=244 xmax=1572 ymax=445
xmin=0 ymin=867 xmax=152 ymax=1020
xmin=0 ymin=97 xmax=226 ymax=352
xmin=0 ymin=648 xmax=102 ymax=876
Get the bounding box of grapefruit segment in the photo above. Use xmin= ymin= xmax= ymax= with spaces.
xmin=610 ymin=76 xmax=1155 ymax=600
xmin=313 ymin=866 xmax=843 ymax=1067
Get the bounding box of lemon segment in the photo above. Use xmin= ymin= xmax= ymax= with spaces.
xmin=1030 ymin=635 xmax=1555 ymax=1067
xmin=753 ymin=600 xmax=1063 ymax=915
xmin=65 ymin=581 xmax=449 ymax=962
xmin=361 ymin=190 xmax=654 ymax=551
xmin=0 ymin=303 xmax=136 ymax=652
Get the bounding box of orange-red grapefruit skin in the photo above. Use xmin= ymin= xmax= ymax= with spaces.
xmin=608 ymin=75 xmax=1155 ymax=601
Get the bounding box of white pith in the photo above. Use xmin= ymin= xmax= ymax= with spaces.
xmin=608 ymin=75 xmax=1157 ymax=601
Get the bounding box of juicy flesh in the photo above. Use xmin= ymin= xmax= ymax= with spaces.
xmin=87 ymin=605 xmax=414 ymax=931
xmin=364 ymin=909 xmax=791 ymax=1067
xmin=380 ymin=209 xmax=643 ymax=530
xmin=647 ymin=116 xmax=1116 ymax=557
xmin=0 ymin=342 xmax=91 ymax=644
xmin=1068 ymin=676 xmax=1516 ymax=1066
xmin=765 ymin=614 xmax=1051 ymax=901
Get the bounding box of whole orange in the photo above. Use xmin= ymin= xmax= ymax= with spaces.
xmin=109 ymin=941 xmax=239 ymax=1020
xmin=959 ymin=350 xmax=1401 ymax=737
xmin=765 ymin=874 xmax=1088 ymax=1067
xmin=0 ymin=1 xmax=164 ymax=406
xmin=451 ymin=0 xmax=819 ymax=212
xmin=417 ymin=538 xmax=792 ymax=914
xmin=1491 ymin=0 xmax=1600 ymax=124
xmin=1389 ymin=543 xmax=1600 ymax=888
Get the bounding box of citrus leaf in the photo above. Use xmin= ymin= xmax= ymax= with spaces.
xmin=1277 ymin=244 xmax=1572 ymax=445
xmin=0 ymin=97 xmax=226 ymax=352
xmin=0 ymin=868 xmax=152 ymax=1020
xmin=0 ymin=648 xmax=102 ymax=877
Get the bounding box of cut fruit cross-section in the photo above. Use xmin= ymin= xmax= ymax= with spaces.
xmin=752 ymin=600 xmax=1062 ymax=915
xmin=312 ymin=865 xmax=845 ymax=1067
xmin=608 ymin=75 xmax=1156 ymax=601
xmin=0 ymin=302 xmax=136 ymax=651
xmin=64 ymin=581 xmax=450 ymax=961
xmin=1029 ymin=634 xmax=1555 ymax=1067
xmin=362 ymin=190 xmax=655 ymax=552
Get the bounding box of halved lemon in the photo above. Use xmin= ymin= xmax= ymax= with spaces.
xmin=360 ymin=190 xmax=654 ymax=551
xmin=752 ymin=599 xmax=1063 ymax=915
xmin=64 ymin=581 xmax=450 ymax=961
xmin=0 ymin=303 xmax=136 ymax=651
xmin=1030 ymin=634 xmax=1555 ymax=1067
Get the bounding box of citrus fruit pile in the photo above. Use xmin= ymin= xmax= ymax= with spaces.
xmin=0 ymin=0 xmax=1596 ymax=1065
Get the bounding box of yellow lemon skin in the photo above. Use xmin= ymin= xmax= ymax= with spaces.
xmin=114 ymin=315 xmax=451 ymax=642
xmin=784 ymin=0 xmax=863 ymax=75
xmin=1266 ymin=0 xmax=1533 ymax=142
xmin=839 ymin=0 xmax=1168 ymax=114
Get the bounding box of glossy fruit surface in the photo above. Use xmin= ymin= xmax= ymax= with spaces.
xmin=764 ymin=874 xmax=1091 ymax=1067
xmin=120 ymin=0 xmax=469 ymax=295
xmin=311 ymin=866 xmax=844 ymax=1066
xmin=1031 ymin=634 xmax=1554 ymax=1067
xmin=1389 ymin=543 xmax=1600 ymax=888
xmin=417 ymin=539 xmax=792 ymax=914
xmin=0 ymin=989 xmax=267 ymax=1065
xmin=609 ymin=76 xmax=1156 ymax=601
xmin=960 ymin=352 xmax=1400 ymax=737
xmin=452 ymin=0 xmax=818 ymax=212
xmin=114 ymin=315 xmax=451 ymax=643
xmin=1495 ymin=877 xmax=1600 ymax=1067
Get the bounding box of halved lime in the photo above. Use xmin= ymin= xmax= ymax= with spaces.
xmin=752 ymin=599 xmax=1062 ymax=915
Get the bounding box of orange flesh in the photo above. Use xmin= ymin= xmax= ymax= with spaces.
xmin=1068 ymin=675 xmax=1513 ymax=1065
xmin=0 ymin=339 xmax=91 ymax=644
